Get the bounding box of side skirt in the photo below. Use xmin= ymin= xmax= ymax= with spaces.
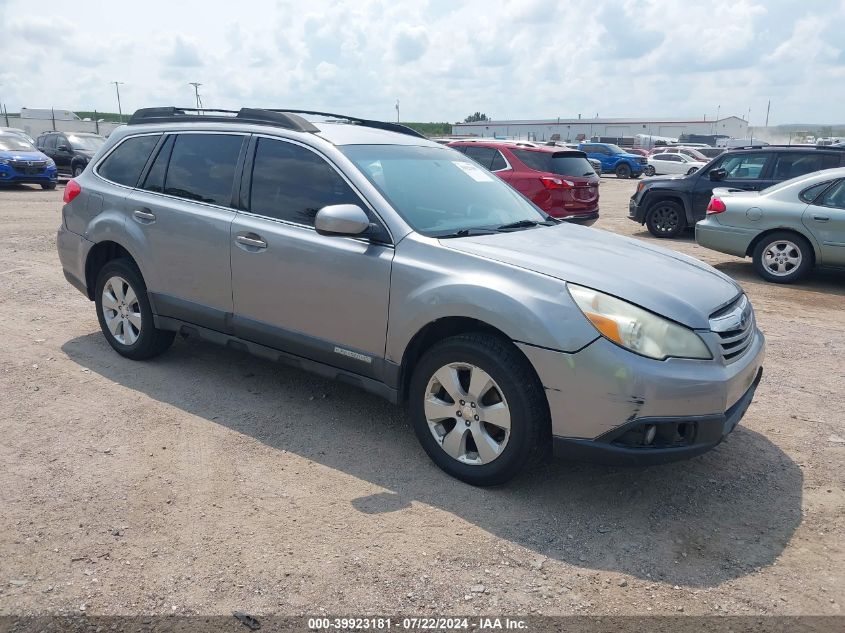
xmin=154 ymin=315 xmax=400 ymax=405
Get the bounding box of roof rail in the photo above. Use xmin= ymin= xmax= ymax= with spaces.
xmin=723 ymin=144 xmax=845 ymax=151
xmin=127 ymin=107 xmax=320 ymax=133
xmin=265 ymin=109 xmax=427 ymax=139
xmin=126 ymin=106 xmax=427 ymax=140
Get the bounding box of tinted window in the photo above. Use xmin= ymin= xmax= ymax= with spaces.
xmin=718 ymin=153 xmax=771 ymax=179
xmin=463 ymin=146 xmax=498 ymax=170
xmin=583 ymin=145 xmax=606 ymax=155
xmin=141 ymin=136 xmax=174 ymax=193
xmin=772 ymin=152 xmax=841 ymax=180
xmin=164 ymin=134 xmax=243 ymax=205
xmin=816 ymin=180 xmax=845 ymax=209
xmin=799 ymin=181 xmax=834 ymax=203
xmin=97 ymin=135 xmax=160 ymax=187
xmin=249 ymin=138 xmax=361 ymax=226
xmin=513 ymin=150 xmax=594 ymax=176
xmin=44 ymin=134 xmax=57 ymax=150
xmin=490 ymin=151 xmax=507 ymax=171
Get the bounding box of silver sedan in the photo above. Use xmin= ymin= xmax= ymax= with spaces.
xmin=696 ymin=167 xmax=845 ymax=283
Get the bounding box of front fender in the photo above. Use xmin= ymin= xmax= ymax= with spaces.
xmin=642 ymin=187 xmax=694 ymax=223
xmin=385 ymin=237 xmax=599 ymax=362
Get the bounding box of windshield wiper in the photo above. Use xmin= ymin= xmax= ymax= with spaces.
xmin=496 ymin=220 xmax=540 ymax=230
xmin=436 ymin=227 xmax=500 ymax=239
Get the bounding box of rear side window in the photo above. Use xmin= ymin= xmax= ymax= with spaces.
xmin=463 ymin=146 xmax=498 ymax=170
xmin=44 ymin=134 xmax=57 ymax=150
xmin=513 ymin=150 xmax=595 ymax=177
xmin=816 ymin=180 xmax=845 ymax=209
xmin=164 ymin=134 xmax=244 ymax=206
xmin=97 ymin=135 xmax=160 ymax=187
xmin=772 ymin=153 xmax=841 ymax=180
xmin=799 ymin=181 xmax=834 ymax=203
xmin=248 ymin=138 xmax=361 ymax=226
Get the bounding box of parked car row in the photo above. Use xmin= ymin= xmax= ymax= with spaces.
xmin=36 ymin=131 xmax=106 ymax=177
xmin=0 ymin=132 xmax=58 ymax=189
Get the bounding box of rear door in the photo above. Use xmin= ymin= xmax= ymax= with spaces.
xmin=230 ymin=136 xmax=394 ymax=378
xmin=123 ymin=132 xmax=246 ymax=330
xmin=803 ymin=179 xmax=845 ymax=266
xmin=54 ymin=134 xmax=73 ymax=173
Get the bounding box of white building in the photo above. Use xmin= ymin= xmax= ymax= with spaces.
xmin=452 ymin=116 xmax=748 ymax=142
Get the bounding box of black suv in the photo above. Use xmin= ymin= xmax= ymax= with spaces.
xmin=36 ymin=131 xmax=106 ymax=177
xmin=629 ymin=146 xmax=845 ymax=237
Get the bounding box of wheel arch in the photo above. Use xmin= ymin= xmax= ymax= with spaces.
xmin=397 ymin=317 xmax=519 ymax=406
xmin=643 ymin=191 xmax=692 ymax=224
xmin=84 ymin=240 xmax=142 ymax=300
xmin=745 ymin=227 xmax=821 ymax=263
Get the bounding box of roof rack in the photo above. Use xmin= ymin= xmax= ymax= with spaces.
xmin=126 ymin=106 xmax=427 ymax=140
xmin=264 ymin=109 xmax=426 ymax=139
xmin=723 ymin=144 xmax=845 ymax=151
xmin=127 ymin=107 xmax=320 ymax=133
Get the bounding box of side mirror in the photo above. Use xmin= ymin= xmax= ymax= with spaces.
xmin=709 ymin=168 xmax=727 ymax=181
xmin=315 ymin=204 xmax=371 ymax=237
xmin=57 ymin=144 xmax=70 ymax=152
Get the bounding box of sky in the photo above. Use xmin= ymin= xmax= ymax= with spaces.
xmin=1 ymin=0 xmax=844 ymax=125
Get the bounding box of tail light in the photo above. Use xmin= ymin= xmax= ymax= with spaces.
xmin=63 ymin=179 xmax=81 ymax=204
xmin=706 ymin=197 xmax=726 ymax=214
xmin=540 ymin=176 xmax=575 ymax=189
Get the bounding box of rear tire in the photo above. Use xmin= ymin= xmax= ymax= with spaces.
xmin=95 ymin=259 xmax=175 ymax=360
xmin=41 ymin=182 xmax=57 ymax=190
xmin=645 ymin=200 xmax=686 ymax=238
xmin=615 ymin=163 xmax=631 ymax=179
xmin=409 ymin=333 xmax=549 ymax=486
xmin=72 ymin=165 xmax=84 ymax=178
xmin=752 ymin=231 xmax=813 ymax=284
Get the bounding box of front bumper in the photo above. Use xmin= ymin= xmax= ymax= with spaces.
xmin=517 ymin=328 xmax=765 ymax=462
xmin=0 ymin=166 xmax=58 ymax=185
xmin=628 ymin=197 xmax=644 ymax=223
xmin=553 ymin=367 xmax=762 ymax=465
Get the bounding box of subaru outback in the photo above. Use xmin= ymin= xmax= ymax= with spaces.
xmin=58 ymin=107 xmax=765 ymax=486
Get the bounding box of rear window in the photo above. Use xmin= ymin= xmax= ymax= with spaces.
xmin=513 ymin=150 xmax=595 ymax=177
xmin=97 ymin=135 xmax=160 ymax=187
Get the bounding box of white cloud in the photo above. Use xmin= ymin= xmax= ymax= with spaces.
xmin=0 ymin=0 xmax=842 ymax=124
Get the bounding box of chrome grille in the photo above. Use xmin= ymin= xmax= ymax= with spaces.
xmin=709 ymin=295 xmax=755 ymax=363
xmin=10 ymin=160 xmax=47 ymax=170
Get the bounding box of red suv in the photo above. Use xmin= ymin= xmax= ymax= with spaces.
xmin=448 ymin=140 xmax=600 ymax=224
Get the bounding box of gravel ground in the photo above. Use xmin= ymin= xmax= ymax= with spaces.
xmin=0 ymin=177 xmax=843 ymax=617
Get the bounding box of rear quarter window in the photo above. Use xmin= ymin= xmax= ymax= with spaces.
xmin=97 ymin=135 xmax=161 ymax=187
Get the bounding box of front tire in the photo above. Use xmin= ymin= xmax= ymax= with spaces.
xmin=41 ymin=182 xmax=57 ymax=190
xmin=72 ymin=165 xmax=84 ymax=178
xmin=409 ymin=333 xmax=549 ymax=486
xmin=615 ymin=163 xmax=631 ymax=179
xmin=687 ymin=167 xmax=699 ymax=175
xmin=95 ymin=259 xmax=175 ymax=360
xmin=644 ymin=165 xmax=656 ymax=177
xmin=752 ymin=231 xmax=813 ymax=284
xmin=645 ymin=200 xmax=687 ymax=238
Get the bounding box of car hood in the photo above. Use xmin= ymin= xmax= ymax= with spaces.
xmin=0 ymin=150 xmax=47 ymax=161
xmin=440 ymin=224 xmax=742 ymax=329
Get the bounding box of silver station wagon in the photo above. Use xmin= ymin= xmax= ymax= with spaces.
xmin=58 ymin=107 xmax=765 ymax=485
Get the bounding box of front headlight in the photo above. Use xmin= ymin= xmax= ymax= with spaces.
xmin=45 ymin=158 xmax=55 ymax=167
xmin=568 ymin=284 xmax=711 ymax=360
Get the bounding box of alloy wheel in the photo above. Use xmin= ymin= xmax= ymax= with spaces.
xmin=762 ymin=240 xmax=802 ymax=277
xmin=101 ymin=275 xmax=142 ymax=345
xmin=651 ymin=205 xmax=679 ymax=234
xmin=424 ymin=363 xmax=511 ymax=465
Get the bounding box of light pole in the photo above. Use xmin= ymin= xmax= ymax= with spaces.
xmin=111 ymin=81 xmax=125 ymax=122
xmin=395 ymin=99 xmax=400 ymax=123
xmin=189 ymin=82 xmax=203 ymax=112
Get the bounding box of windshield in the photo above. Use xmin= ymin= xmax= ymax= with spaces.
xmin=68 ymin=135 xmax=105 ymax=151
xmin=605 ymin=144 xmax=626 ymax=154
xmin=0 ymin=136 xmax=37 ymax=152
xmin=681 ymin=148 xmax=708 ymax=161
xmin=341 ymin=144 xmax=547 ymax=237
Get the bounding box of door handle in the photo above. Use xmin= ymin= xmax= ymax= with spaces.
xmin=133 ymin=208 xmax=156 ymax=224
xmin=813 ymin=215 xmax=830 ymax=222
xmin=235 ymin=234 xmax=267 ymax=251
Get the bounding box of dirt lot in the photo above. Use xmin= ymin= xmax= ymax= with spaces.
xmin=0 ymin=177 xmax=843 ymax=617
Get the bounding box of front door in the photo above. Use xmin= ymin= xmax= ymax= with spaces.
xmin=803 ymin=179 xmax=845 ymax=266
xmin=230 ymin=136 xmax=393 ymax=379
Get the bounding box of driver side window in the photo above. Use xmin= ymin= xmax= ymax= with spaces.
xmin=717 ymin=153 xmax=771 ymax=179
